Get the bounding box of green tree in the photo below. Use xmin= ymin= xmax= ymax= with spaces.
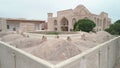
xmin=105 ymin=20 xmax=120 ymax=35
xmin=74 ymin=19 xmax=96 ymax=32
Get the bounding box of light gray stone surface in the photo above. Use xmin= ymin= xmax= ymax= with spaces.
xmin=0 ymin=41 xmax=54 ymax=68
xmin=0 ymin=32 xmax=119 ymax=68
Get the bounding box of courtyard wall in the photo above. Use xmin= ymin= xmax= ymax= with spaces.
xmin=0 ymin=36 xmax=120 ymax=68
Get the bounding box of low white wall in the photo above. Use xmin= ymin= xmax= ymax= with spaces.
xmin=0 ymin=41 xmax=54 ymax=68
xmin=0 ymin=36 xmax=120 ymax=68
xmin=55 ymin=37 xmax=120 ymax=68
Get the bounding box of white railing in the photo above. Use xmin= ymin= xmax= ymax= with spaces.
xmin=0 ymin=36 xmax=120 ymax=68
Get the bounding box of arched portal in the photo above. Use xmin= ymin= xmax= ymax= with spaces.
xmin=61 ymin=17 xmax=69 ymax=31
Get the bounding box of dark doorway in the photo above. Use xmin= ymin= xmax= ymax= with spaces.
xmin=61 ymin=17 xmax=69 ymax=31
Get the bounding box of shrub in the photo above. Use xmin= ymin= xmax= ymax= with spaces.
xmin=105 ymin=20 xmax=120 ymax=35
xmin=47 ymin=32 xmax=59 ymax=35
xmin=74 ymin=19 xmax=96 ymax=32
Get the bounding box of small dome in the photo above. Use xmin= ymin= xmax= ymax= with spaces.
xmin=9 ymin=37 xmax=42 ymax=48
xmin=95 ymin=31 xmax=113 ymax=43
xmin=0 ymin=32 xmax=14 ymax=37
xmin=1 ymin=34 xmax=24 ymax=42
xmin=72 ymin=39 xmax=98 ymax=51
xmin=31 ymin=39 xmax=81 ymax=62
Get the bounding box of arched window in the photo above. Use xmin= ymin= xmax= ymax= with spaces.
xmin=72 ymin=18 xmax=76 ymax=26
xmin=103 ymin=18 xmax=106 ymax=29
xmin=94 ymin=17 xmax=96 ymax=22
xmin=61 ymin=17 xmax=69 ymax=25
xmin=99 ymin=20 xmax=102 ymax=26
xmin=54 ymin=28 xmax=57 ymax=31
xmin=54 ymin=20 xmax=57 ymax=25
xmin=97 ymin=18 xmax=99 ymax=26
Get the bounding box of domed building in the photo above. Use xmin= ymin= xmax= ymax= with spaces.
xmin=47 ymin=5 xmax=111 ymax=32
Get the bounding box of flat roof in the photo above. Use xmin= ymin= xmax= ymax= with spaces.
xmin=6 ymin=19 xmax=45 ymax=23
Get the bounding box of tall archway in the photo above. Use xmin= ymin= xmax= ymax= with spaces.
xmin=100 ymin=20 xmax=102 ymax=26
xmin=61 ymin=17 xmax=69 ymax=31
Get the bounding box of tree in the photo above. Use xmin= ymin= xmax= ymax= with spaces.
xmin=74 ymin=19 xmax=96 ymax=32
xmin=105 ymin=20 xmax=120 ymax=35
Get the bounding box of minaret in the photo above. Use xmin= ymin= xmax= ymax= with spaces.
xmin=47 ymin=13 xmax=53 ymax=31
xmin=48 ymin=13 xmax=53 ymax=18
xmin=0 ymin=18 xmax=7 ymax=32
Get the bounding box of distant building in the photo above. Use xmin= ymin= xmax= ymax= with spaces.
xmin=47 ymin=5 xmax=111 ymax=32
xmin=0 ymin=18 xmax=46 ymax=32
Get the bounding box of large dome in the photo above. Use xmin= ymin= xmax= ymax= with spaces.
xmin=75 ymin=5 xmax=86 ymax=9
xmin=30 ymin=39 xmax=81 ymax=62
xmin=74 ymin=4 xmax=90 ymax=15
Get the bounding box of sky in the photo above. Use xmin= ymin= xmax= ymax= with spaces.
xmin=0 ymin=0 xmax=119 ymax=22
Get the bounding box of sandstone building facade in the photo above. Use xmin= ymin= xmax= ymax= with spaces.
xmin=0 ymin=18 xmax=46 ymax=32
xmin=47 ymin=5 xmax=111 ymax=32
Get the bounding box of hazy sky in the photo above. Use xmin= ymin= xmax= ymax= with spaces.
xmin=0 ymin=0 xmax=119 ymax=22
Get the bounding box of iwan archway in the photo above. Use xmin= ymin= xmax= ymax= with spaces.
xmin=60 ymin=17 xmax=69 ymax=31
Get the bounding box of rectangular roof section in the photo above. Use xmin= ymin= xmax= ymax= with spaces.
xmin=6 ymin=18 xmax=45 ymax=23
